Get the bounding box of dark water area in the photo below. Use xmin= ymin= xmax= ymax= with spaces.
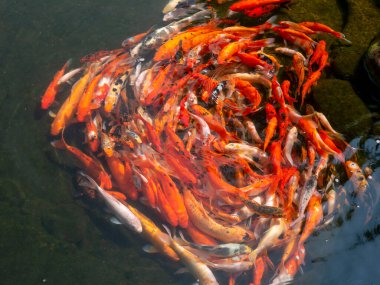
xmin=0 ymin=0 xmax=379 ymax=284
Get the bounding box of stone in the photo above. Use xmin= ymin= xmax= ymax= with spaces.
xmin=313 ymin=79 xmax=372 ymax=138
xmin=331 ymin=0 xmax=380 ymax=79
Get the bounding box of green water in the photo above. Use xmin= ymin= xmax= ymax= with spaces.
xmin=0 ymin=0 xmax=379 ymax=284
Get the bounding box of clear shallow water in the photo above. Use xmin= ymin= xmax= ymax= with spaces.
xmin=0 ymin=0 xmax=379 ymax=284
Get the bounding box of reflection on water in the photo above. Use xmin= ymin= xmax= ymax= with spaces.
xmin=0 ymin=0 xmax=379 ymax=284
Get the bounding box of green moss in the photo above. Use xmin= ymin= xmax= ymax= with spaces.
xmin=288 ymin=0 xmax=343 ymax=29
xmin=332 ymin=0 xmax=380 ymax=79
xmin=313 ymin=79 xmax=372 ymax=138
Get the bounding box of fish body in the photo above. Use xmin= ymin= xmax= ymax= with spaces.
xmin=183 ymin=190 xmax=254 ymax=243
xmin=186 ymin=242 xmax=252 ymax=258
xmin=230 ymin=0 xmax=291 ymax=12
xmin=78 ymin=172 xmax=142 ymax=233
xmin=295 ymin=174 xmax=317 ymax=224
xmin=205 ymin=259 xmax=253 ymax=273
xmin=143 ymin=9 xmax=211 ymax=50
xmin=52 ymin=135 xmax=112 ymax=189
xmin=241 ymin=197 xmax=284 ymax=217
xmin=127 ymin=205 xmax=179 ymax=261
xmin=345 ymin=161 xmax=368 ymax=194
xmin=249 ymin=218 xmax=286 ymax=263
xmin=104 ymin=73 xmax=129 ymax=113
xmin=170 ymin=238 xmax=219 ymax=285
xmin=57 ymin=67 xmax=82 ymax=85
xmin=283 ymin=126 xmax=297 ymax=166
xmin=41 ymin=60 xmax=70 ymax=109
xmin=51 ymin=68 xmax=93 ymax=135
xmin=299 ymin=21 xmax=351 ymax=43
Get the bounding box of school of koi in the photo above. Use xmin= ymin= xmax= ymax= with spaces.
xmin=41 ymin=1 xmax=369 ymax=284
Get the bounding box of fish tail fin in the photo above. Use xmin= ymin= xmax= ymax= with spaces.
xmin=338 ymin=32 xmax=352 ymax=45
xmin=266 ymin=15 xmax=278 ymax=26
xmin=50 ymin=139 xmax=65 ymax=149
xmin=63 ymin=58 xmax=72 ymax=69
xmin=263 ymin=253 xmax=275 ymax=271
xmin=162 ymin=224 xmax=173 ymax=240
xmin=51 ymin=129 xmax=68 ymax=149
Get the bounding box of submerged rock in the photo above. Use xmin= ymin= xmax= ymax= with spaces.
xmin=364 ymin=33 xmax=380 ymax=88
xmin=313 ymin=79 xmax=372 ymax=138
xmin=332 ymin=0 xmax=380 ymax=79
xmin=288 ymin=0 xmax=343 ymax=30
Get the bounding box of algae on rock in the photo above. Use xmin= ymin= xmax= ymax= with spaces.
xmin=313 ymin=79 xmax=372 ymax=138
xmin=332 ymin=0 xmax=380 ymax=79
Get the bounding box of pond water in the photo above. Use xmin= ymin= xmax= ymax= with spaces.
xmin=0 ymin=0 xmax=379 ymax=284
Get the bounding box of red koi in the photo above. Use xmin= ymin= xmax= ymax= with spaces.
xmin=41 ymin=60 xmax=70 ymax=110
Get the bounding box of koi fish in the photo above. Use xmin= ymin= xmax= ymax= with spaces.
xmin=163 ymin=225 xmax=219 ymax=285
xmin=127 ymin=204 xmax=179 ymax=261
xmin=41 ymin=60 xmax=71 ymax=109
xmin=77 ymin=172 xmax=142 ymax=233
xmin=183 ymin=190 xmax=254 ymax=243
xmin=241 ymin=197 xmax=284 ymax=217
xmin=345 ymin=161 xmax=368 ymax=194
xmin=51 ymin=66 xmax=94 ymax=135
xmin=181 ymin=235 xmax=252 ymax=258
xmin=248 ymin=218 xmax=287 ymax=263
xmin=230 ymin=0 xmax=291 ymax=12
xmin=299 ymin=21 xmax=351 ymax=44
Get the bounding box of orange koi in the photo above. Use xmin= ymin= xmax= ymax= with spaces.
xmin=279 ymin=20 xmax=316 ymax=35
xmin=76 ymin=67 xmax=103 ymax=122
xmin=190 ymin=104 xmax=235 ymax=141
xmin=186 ymin=220 xmax=218 ymax=246
xmin=85 ymin=113 xmax=101 ymax=152
xmin=183 ymin=189 xmax=254 ymax=243
xmin=244 ymin=4 xmax=282 ymax=18
xmin=41 ymin=60 xmax=70 ymax=110
xmin=232 ymin=78 xmax=262 ymax=110
xmin=230 ymin=0 xmax=291 ymax=12
xmin=51 ymin=66 xmax=94 ymax=135
xmin=263 ymin=103 xmax=278 ymax=151
xmin=218 ymin=38 xmax=275 ymax=64
xmin=154 ymin=26 xmax=217 ymax=61
xmin=158 ymin=173 xmax=188 ymax=228
xmin=122 ymin=160 xmax=139 ymax=200
xmin=298 ymin=194 xmax=323 ymax=245
xmin=237 ymin=52 xmax=273 ymax=70
xmin=299 ymin=21 xmax=351 ymax=43
xmin=301 ymin=70 xmax=321 ymax=107
xmin=127 ymin=204 xmax=179 ymax=261
xmin=271 ymin=76 xmax=285 ymax=107
xmin=274 ymin=27 xmax=315 ymax=56
xmin=139 ymin=168 xmax=157 ymax=208
xmin=156 ymin=182 xmax=179 ymax=227
xmin=52 ymin=134 xmax=112 ymax=189
xmin=281 ymin=80 xmax=297 ymax=106
xmin=105 ymin=156 xmax=130 ymax=194
xmin=292 ymin=53 xmax=305 ymax=96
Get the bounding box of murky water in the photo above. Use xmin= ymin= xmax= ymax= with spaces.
xmin=0 ymin=1 xmax=379 ymax=284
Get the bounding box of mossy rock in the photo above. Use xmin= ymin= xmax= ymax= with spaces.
xmin=332 ymin=0 xmax=380 ymax=79
xmin=287 ymin=0 xmax=343 ymax=30
xmin=313 ymin=79 xmax=372 ymax=138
